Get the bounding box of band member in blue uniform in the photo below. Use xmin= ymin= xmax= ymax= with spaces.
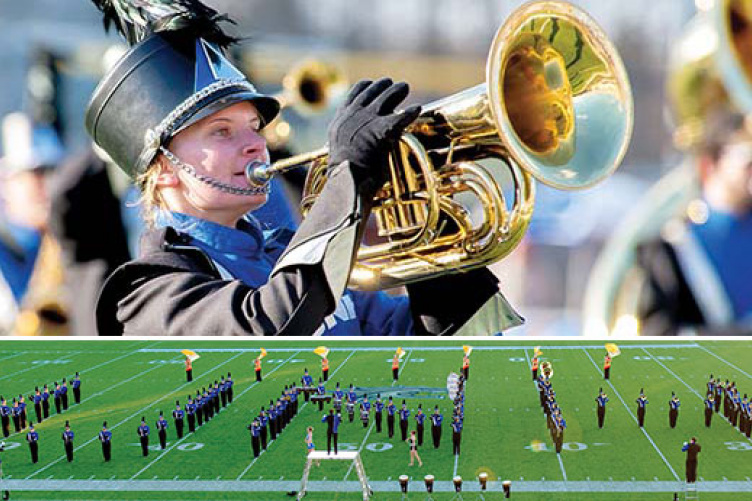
xmin=226 ymin=373 xmax=234 ymax=403
xmin=415 ymin=405 xmax=426 ymax=446
xmin=185 ymin=396 xmax=197 ymax=433
xmin=374 ymin=395 xmax=384 ymax=433
xmin=11 ymin=400 xmax=20 ymax=433
xmin=322 ymin=409 xmax=341 ymax=455
xmin=316 ymin=379 xmax=327 ymax=412
xmin=72 ymin=373 xmax=81 ymax=405
xmin=333 ymin=383 xmax=344 ymax=413
xmin=62 ymin=421 xmax=74 ymax=462
xmin=30 ymin=388 xmax=42 ymax=424
xmin=211 ymin=382 xmax=220 ymax=414
xmin=302 ymin=369 xmax=314 ymax=402
xmin=387 ymin=397 xmax=396 ymax=438
xmin=173 ymin=401 xmax=185 ymax=439
xmin=669 ymin=393 xmax=681 ymax=428
xmin=596 ymin=389 xmax=608 ymax=429
xmin=715 ymin=380 xmax=724 ymax=413
xmin=137 ymin=418 xmax=150 ymax=457
xmin=268 ymin=404 xmax=278 ymax=441
xmin=17 ymin=396 xmax=27 ymax=430
xmin=195 ymin=391 xmax=204 ymax=427
xmin=451 ymin=416 xmax=463 ymax=456
xmin=53 ymin=383 xmax=62 ymax=415
xmin=99 ymin=421 xmax=112 ymax=462
xmin=431 ymin=406 xmax=443 ymax=449
xmin=704 ymin=393 xmax=714 ymax=428
xmin=41 ymin=385 xmax=50 ymax=419
xmin=156 ymin=411 xmax=168 ymax=449
xmin=361 ymin=395 xmax=371 ymax=428
xmin=219 ymin=377 xmax=227 ymax=408
xmin=553 ymin=413 xmax=566 ymax=453
xmin=399 ymin=401 xmax=410 ymax=441
xmin=636 ymin=389 xmax=649 ymax=428
xmin=0 ymin=399 xmax=9 ymax=438
xmin=26 ymin=424 xmax=39 ymax=463
xmin=259 ymin=409 xmax=268 ymax=450
xmin=60 ymin=379 xmax=68 ymax=411
xmin=248 ymin=418 xmax=261 ymax=458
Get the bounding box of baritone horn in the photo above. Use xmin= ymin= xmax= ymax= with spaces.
xmin=541 ymin=361 xmax=554 ymax=379
xmin=249 ymin=0 xmax=633 ymax=291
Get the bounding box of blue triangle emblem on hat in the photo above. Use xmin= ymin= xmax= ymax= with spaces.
xmin=194 ymin=39 xmax=251 ymax=92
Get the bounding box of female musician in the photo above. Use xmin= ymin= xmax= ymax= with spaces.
xmin=305 ymin=426 xmax=319 ymax=467
xmin=86 ymin=0 xmax=516 ymax=337
xmin=407 ymin=430 xmax=422 ymax=467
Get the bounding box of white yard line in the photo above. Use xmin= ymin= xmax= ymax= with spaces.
xmin=0 ymin=351 xmax=27 ymax=363
xmin=130 ymin=350 xmax=303 ymax=481
xmin=581 ymin=348 xmax=680 ymax=482
xmin=452 ymin=453 xmax=459 ymax=477
xmin=524 ymin=348 xmax=568 ymax=482
xmin=696 ymin=344 xmax=752 ymax=381
xmin=25 ymin=352 xmax=245 ymax=480
xmin=0 ymin=352 xmax=83 ymax=383
xmin=642 ymin=347 xmax=752 ymax=445
xmin=235 ymin=349 xmax=357 ymax=481
xmin=343 ymin=420 xmax=376 ymax=480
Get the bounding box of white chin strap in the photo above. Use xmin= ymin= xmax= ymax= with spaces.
xmin=159 ymin=146 xmax=270 ymax=196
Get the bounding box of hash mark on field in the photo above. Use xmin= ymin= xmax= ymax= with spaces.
xmin=697 ymin=344 xmax=752 ymax=380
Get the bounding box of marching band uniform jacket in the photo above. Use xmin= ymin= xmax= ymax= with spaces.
xmin=96 ymin=163 xmax=523 ymax=337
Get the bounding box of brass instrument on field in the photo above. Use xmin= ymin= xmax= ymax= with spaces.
xmin=541 ymin=361 xmax=554 ymax=379
xmin=250 ymin=0 xmax=633 ymax=291
xmin=264 ymin=60 xmax=348 ymax=148
xmin=668 ymin=0 xmax=752 ymax=150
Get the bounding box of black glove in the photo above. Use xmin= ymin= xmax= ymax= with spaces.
xmin=328 ymin=78 xmax=421 ymax=193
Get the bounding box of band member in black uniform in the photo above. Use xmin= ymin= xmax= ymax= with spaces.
xmin=11 ymin=400 xmax=20 ymax=433
xmin=387 ymin=397 xmax=396 ymax=439
xmin=451 ymin=416 xmax=462 ymax=456
xmin=704 ymin=394 xmax=714 ymax=428
xmin=226 ymin=373 xmax=234 ymax=403
xmin=99 ymin=421 xmax=112 ymax=462
xmin=399 ymin=401 xmax=410 ymax=441
xmin=219 ymin=377 xmax=227 ymax=408
xmin=0 ymin=399 xmax=9 ymax=438
xmin=715 ymin=380 xmax=724 ymax=413
xmin=321 ymin=409 xmax=341 ymax=455
xmin=431 ymin=406 xmax=443 ymax=449
xmin=186 ymin=397 xmax=196 ymax=433
xmin=41 ymin=385 xmax=50 ymax=419
xmin=26 ymin=424 xmax=39 ymax=463
xmin=32 ymin=388 xmax=43 ymax=424
xmin=636 ymin=389 xmax=648 ymax=428
xmin=173 ymin=401 xmax=185 ymax=439
xmin=374 ymin=395 xmax=384 ymax=433
xmin=596 ymin=389 xmax=608 ymax=429
xmin=211 ymin=382 xmax=220 ymax=414
xmin=156 ymin=412 xmax=168 ymax=449
xmin=62 ymin=421 xmax=74 ymax=462
xmin=669 ymin=393 xmax=680 ymax=429
xmin=682 ymin=438 xmax=701 ymax=483
xmin=18 ymin=396 xmax=27 ymax=430
xmin=53 ymin=383 xmax=62 ymax=415
xmin=415 ymin=405 xmax=426 ymax=446
xmin=259 ymin=409 xmax=268 ymax=450
xmin=302 ymin=369 xmax=314 ymax=402
xmin=248 ymin=418 xmax=261 ymax=458
xmin=268 ymin=404 xmax=277 ymax=441
xmin=137 ymin=418 xmax=150 ymax=457
xmin=60 ymin=379 xmax=68 ymax=411
xmin=84 ymin=0 xmax=512 ymax=342
xmin=72 ymin=373 xmax=82 ymax=405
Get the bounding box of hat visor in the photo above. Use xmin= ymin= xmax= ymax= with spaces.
xmin=172 ymin=91 xmax=280 ymax=137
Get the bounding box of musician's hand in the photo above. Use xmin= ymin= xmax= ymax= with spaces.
xmin=328 ymin=78 xmax=421 ymax=195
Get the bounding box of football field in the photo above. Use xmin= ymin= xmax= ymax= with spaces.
xmin=0 ymin=339 xmax=750 ymax=500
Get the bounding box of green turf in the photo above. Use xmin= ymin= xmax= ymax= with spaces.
xmin=0 ymin=339 xmax=749 ymax=500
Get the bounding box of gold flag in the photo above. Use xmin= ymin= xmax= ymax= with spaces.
xmin=605 ymin=343 xmax=621 ymax=357
xmin=396 ymin=347 xmax=406 ymax=359
xmin=462 ymin=345 xmax=473 ymax=356
xmin=181 ymin=349 xmax=199 ymax=362
xmin=314 ymin=346 xmax=330 ymax=358
xmin=258 ymin=348 xmax=268 ymax=360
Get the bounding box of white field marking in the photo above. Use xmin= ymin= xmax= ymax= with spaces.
xmin=453 ymin=453 xmax=459 ymax=477
xmin=343 ymin=419 xmax=376 ymax=480
xmin=0 ymin=351 xmax=27 ymax=363
xmin=235 ymin=349 xmax=356 ymax=481
xmin=2 ymin=479 xmax=752 ymax=492
xmin=392 ymin=350 xmax=413 ymax=387
xmin=581 ymin=348 xmax=680 ymax=482
xmin=696 ymin=344 xmax=752 ymax=381
xmin=5 ymin=352 xmax=175 ymax=441
xmin=0 ymin=352 xmax=83 ymax=382
xmin=138 ymin=343 xmax=702 ymax=354
xmin=129 ymin=350 xmax=303 ymax=480
xmin=25 ymin=352 xmax=245 ymax=480
xmin=523 ymin=348 xmax=568 ymax=482
xmin=642 ymin=348 xmax=752 ymax=445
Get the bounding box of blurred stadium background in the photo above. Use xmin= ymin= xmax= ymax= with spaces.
xmin=0 ymin=1 xmax=713 ymax=336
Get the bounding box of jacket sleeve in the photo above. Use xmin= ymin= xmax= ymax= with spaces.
xmin=97 ymin=163 xmax=369 ymax=336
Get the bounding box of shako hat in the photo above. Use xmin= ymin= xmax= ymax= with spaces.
xmin=85 ymin=0 xmax=279 ymax=179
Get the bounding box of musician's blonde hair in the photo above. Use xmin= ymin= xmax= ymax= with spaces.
xmin=134 ymin=160 xmax=166 ymax=227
